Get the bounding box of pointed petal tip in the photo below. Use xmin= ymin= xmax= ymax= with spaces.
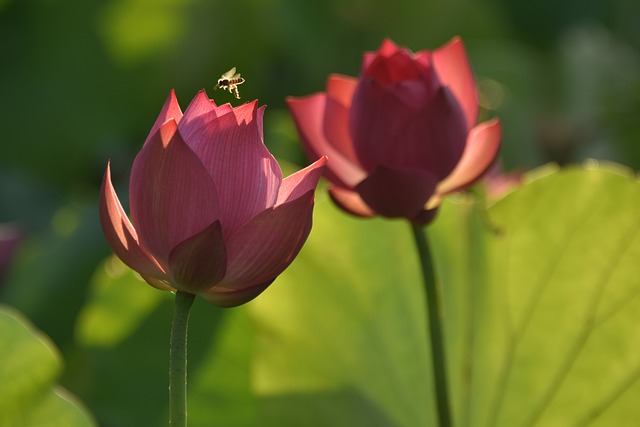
xmin=432 ymin=37 xmax=478 ymax=130
xmin=379 ymin=38 xmax=399 ymax=51
xmin=469 ymin=118 xmax=502 ymax=143
xmin=231 ymin=99 xmax=260 ymax=124
xmin=286 ymin=92 xmax=325 ymax=106
xmin=256 ymin=103 xmax=266 ymax=121
xmin=300 ymin=155 xmax=329 ymax=184
xmin=184 ymin=90 xmax=228 ymax=120
xmin=164 ymin=89 xmax=178 ymax=107
xmin=433 ymin=36 xmax=465 ymax=56
xmin=241 ymin=98 xmax=259 ymax=109
xmin=129 ymin=117 xmax=221 ymax=263
xmin=101 ymin=161 xmax=113 ymax=197
xmin=144 ymin=91 xmax=184 ymax=146
xmin=100 ymin=162 xmax=110 ymax=193
xmin=483 ymin=117 xmax=502 ymax=130
xmin=446 ymin=35 xmax=463 ymax=47
xmin=276 ymin=156 xmax=328 ymax=205
xmin=193 ymin=89 xmax=214 ymax=104
xmin=326 ymin=75 xmax=358 ymax=107
xmin=327 ymin=73 xmax=359 ymax=88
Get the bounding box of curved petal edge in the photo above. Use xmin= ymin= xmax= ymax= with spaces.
xmin=277 ymin=156 xmax=327 ymax=205
xmin=222 ymin=189 xmax=315 ymax=287
xmin=287 ymin=94 xmax=366 ymax=188
xmin=203 ymin=279 xmax=275 ymax=308
xmin=437 ymin=119 xmax=502 ymax=195
xmin=168 ymin=220 xmax=227 ymax=293
xmin=328 ymin=186 xmax=375 ymax=218
xmin=144 ymin=90 xmax=183 ymax=147
xmin=432 ymin=37 xmax=479 ymax=130
xmin=99 ymin=162 xmax=168 ymax=281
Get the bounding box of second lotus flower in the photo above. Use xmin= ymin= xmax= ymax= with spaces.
xmin=100 ymin=90 xmax=327 ymax=307
xmin=287 ymin=37 xmax=501 ymax=224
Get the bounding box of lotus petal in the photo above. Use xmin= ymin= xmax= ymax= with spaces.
xmin=324 ymin=75 xmax=359 ymax=163
xmin=182 ymin=101 xmax=283 ymax=236
xmin=288 ymin=94 xmax=366 ymax=188
xmin=432 ymin=37 xmax=479 ymax=130
xmin=328 ymin=186 xmax=375 ymax=218
xmin=129 ymin=119 xmax=221 ymax=264
xmin=355 ymin=165 xmax=439 ymax=218
xmin=99 ymin=162 xmax=168 ymax=283
xmin=350 ymin=84 xmax=467 ymax=179
xmin=203 ymin=279 xmax=274 ymax=308
xmin=143 ymin=90 xmax=183 ymax=148
xmin=222 ymin=189 xmax=315 ymax=287
xmin=437 ymin=119 xmax=502 ymax=195
xmin=168 ymin=220 xmax=227 ymax=293
xmin=276 ymin=157 xmax=327 ymax=205
xmin=178 ymin=90 xmax=233 ymax=139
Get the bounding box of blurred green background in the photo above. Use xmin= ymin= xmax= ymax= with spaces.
xmin=1 ymin=0 xmax=639 ymax=425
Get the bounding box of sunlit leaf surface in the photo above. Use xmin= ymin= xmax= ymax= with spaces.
xmin=251 ymin=191 xmax=432 ymax=426
xmin=473 ymin=163 xmax=640 ymax=427
xmin=249 ymin=163 xmax=640 ymax=426
xmin=68 ymin=162 xmax=639 ymax=426
xmin=0 ymin=305 xmax=95 ymax=427
xmin=76 ymin=255 xmax=166 ymax=348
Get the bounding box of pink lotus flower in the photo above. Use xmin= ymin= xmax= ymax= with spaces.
xmin=0 ymin=224 xmax=22 ymax=285
xmin=287 ymin=37 xmax=501 ymax=224
xmin=100 ymin=91 xmax=327 ymax=307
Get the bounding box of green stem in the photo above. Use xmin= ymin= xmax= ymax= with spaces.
xmin=169 ymin=291 xmax=196 ymax=427
xmin=411 ymin=224 xmax=452 ymax=427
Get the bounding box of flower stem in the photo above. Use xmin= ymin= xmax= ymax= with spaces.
xmin=411 ymin=224 xmax=452 ymax=427
xmin=169 ymin=290 xmax=196 ymax=427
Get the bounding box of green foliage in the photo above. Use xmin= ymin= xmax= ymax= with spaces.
xmin=0 ymin=305 xmax=95 ymax=427
xmin=475 ymin=163 xmax=640 ymax=427
xmin=36 ymin=163 xmax=635 ymax=426
xmin=76 ymin=256 xmax=167 ymax=348
xmin=1 ymin=0 xmax=639 ymax=190
xmin=251 ymin=196 xmax=432 ymax=426
xmin=1 ymin=203 xmax=108 ymax=350
xmin=70 ymin=259 xmax=255 ymax=427
xmin=252 ymin=162 xmax=639 ymax=426
xmin=1 ymin=1 xmax=639 ymax=425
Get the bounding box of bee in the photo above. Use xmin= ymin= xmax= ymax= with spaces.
xmin=214 ymin=67 xmax=245 ymax=99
